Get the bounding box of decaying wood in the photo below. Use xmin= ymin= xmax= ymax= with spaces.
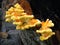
xmin=56 ymin=31 xmax=60 ymax=42
xmin=2 ymin=0 xmax=33 ymax=15
xmin=19 ymin=0 xmax=33 ymax=15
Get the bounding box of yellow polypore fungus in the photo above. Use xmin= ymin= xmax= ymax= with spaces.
xmin=5 ymin=3 xmax=40 ymax=30
xmin=14 ymin=3 xmax=24 ymax=9
xmin=5 ymin=3 xmax=55 ymax=41
xmin=41 ymin=19 xmax=54 ymax=29
xmin=40 ymin=31 xmax=55 ymax=41
xmin=27 ymin=19 xmax=41 ymax=27
xmin=36 ymin=19 xmax=55 ymax=41
xmin=15 ymin=19 xmax=41 ymax=30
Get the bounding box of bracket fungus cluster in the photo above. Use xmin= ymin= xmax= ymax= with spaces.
xmin=36 ymin=19 xmax=55 ymax=41
xmin=5 ymin=3 xmax=55 ymax=41
xmin=5 ymin=3 xmax=40 ymax=30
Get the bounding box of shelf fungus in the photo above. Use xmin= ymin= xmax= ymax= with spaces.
xmin=36 ymin=19 xmax=55 ymax=41
xmin=5 ymin=3 xmax=55 ymax=41
xmin=5 ymin=3 xmax=25 ymax=22
xmin=5 ymin=3 xmax=40 ymax=30
xmin=16 ymin=19 xmax=41 ymax=30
